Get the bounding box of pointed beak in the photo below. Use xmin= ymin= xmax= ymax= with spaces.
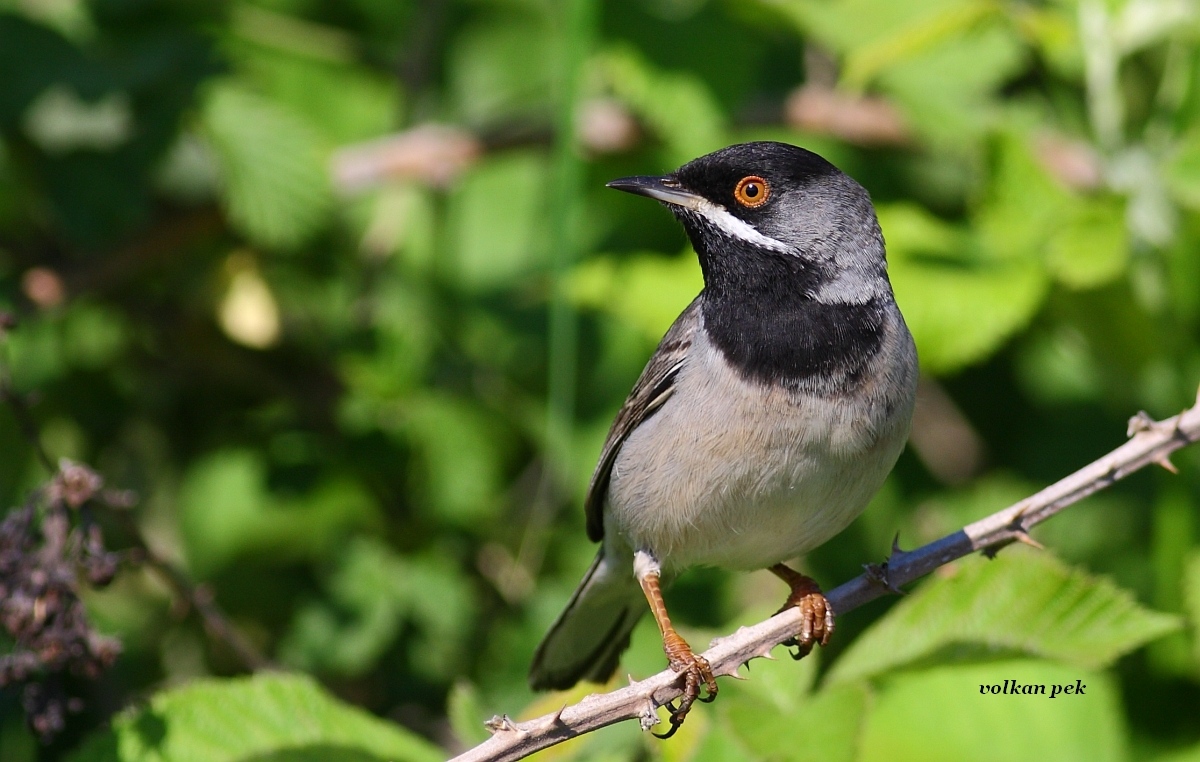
xmin=605 ymin=175 xmax=705 ymax=210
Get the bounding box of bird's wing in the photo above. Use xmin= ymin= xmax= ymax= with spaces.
xmin=584 ymin=297 xmax=702 ymax=542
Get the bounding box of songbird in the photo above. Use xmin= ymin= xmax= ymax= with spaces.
xmin=529 ymin=141 xmax=918 ymax=736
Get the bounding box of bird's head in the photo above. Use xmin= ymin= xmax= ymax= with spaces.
xmin=607 ymin=141 xmax=889 ymax=304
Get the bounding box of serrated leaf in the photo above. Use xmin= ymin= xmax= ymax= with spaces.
xmin=828 ymin=550 xmax=1181 ymax=685
xmin=238 ymin=46 xmax=401 ymax=145
xmin=67 ymin=673 xmax=442 ymax=762
xmin=859 ymin=660 xmax=1127 ymax=762
xmin=202 ymin=83 xmax=332 ymax=250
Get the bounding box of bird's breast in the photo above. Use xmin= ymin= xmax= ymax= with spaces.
xmin=605 ymin=308 xmax=916 ymax=572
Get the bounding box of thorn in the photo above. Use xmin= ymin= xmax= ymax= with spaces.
xmin=627 ymin=673 xmax=637 ymax=686
xmin=547 ymin=705 xmax=567 ymax=727
xmin=484 ymin=714 xmax=522 ymax=735
xmin=1128 ymin=411 xmax=1155 ymax=437
xmin=1012 ymin=530 xmax=1045 ymax=550
xmin=722 ymin=667 xmax=747 ymax=680
xmin=1156 ymin=454 xmax=1179 ymax=474
xmin=890 ymin=532 xmax=904 ymax=560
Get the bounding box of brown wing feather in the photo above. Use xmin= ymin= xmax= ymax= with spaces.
xmin=584 ymin=297 xmax=702 ymax=541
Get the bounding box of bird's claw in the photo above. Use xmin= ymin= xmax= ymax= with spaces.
xmin=652 ymin=635 xmax=717 ymax=739
xmin=775 ymin=575 xmax=834 ymax=659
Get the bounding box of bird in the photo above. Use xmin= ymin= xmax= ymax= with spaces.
xmin=528 ymin=141 xmax=919 ymax=737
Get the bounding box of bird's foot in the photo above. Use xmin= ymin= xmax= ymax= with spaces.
xmin=770 ymin=565 xmax=834 ymax=660
xmin=653 ymin=630 xmax=717 ymax=739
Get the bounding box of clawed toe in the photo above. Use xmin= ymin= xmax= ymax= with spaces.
xmin=654 ymin=640 xmax=717 ymax=738
xmin=770 ymin=564 xmax=835 ymax=659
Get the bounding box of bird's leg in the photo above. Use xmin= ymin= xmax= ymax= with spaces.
xmin=634 ymin=550 xmax=716 ymax=739
xmin=769 ymin=563 xmax=834 ymax=660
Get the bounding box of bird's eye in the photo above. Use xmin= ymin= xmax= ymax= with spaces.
xmin=733 ymin=176 xmax=770 ymax=208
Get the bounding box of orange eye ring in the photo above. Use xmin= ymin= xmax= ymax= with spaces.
xmin=733 ymin=176 xmax=770 ymax=208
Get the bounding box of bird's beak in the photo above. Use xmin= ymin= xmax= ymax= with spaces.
xmin=605 ymin=175 xmax=705 ymax=210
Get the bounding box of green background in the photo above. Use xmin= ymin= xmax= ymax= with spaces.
xmin=2 ymin=0 xmax=1200 ymax=760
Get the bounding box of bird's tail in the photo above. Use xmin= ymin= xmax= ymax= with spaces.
xmin=529 ymin=549 xmax=644 ymax=691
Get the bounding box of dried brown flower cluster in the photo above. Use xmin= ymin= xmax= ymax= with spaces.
xmin=0 ymin=462 xmax=123 ymax=740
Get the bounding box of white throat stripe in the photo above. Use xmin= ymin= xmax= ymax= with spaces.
xmin=689 ymin=198 xmax=790 ymax=253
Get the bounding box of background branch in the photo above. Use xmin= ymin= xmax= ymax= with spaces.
xmin=452 ymin=387 xmax=1200 ymax=762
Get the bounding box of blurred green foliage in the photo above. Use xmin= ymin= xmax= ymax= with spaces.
xmin=2 ymin=0 xmax=1200 ymax=760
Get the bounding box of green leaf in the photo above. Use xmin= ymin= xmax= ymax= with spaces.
xmin=859 ymin=659 xmax=1128 ymax=762
xmin=235 ymin=44 xmax=401 ymax=145
xmin=202 ymin=83 xmax=333 ymax=250
xmin=448 ymin=17 xmax=554 ymax=126
xmin=67 ymin=673 xmax=442 ymax=762
xmin=828 ymin=550 xmax=1182 ymax=685
xmin=881 ymin=203 xmax=1049 ymax=373
xmin=178 ymin=450 xmax=380 ymax=577
xmin=1183 ymin=551 xmax=1200 ymax=671
xmin=723 ymin=681 xmax=868 ymax=762
xmin=879 ymin=23 xmax=1025 ymax=144
xmin=569 ymin=250 xmax=704 ymax=343
xmin=1165 ymin=130 xmax=1200 ymax=209
xmin=404 ymin=393 xmax=507 ymax=524
xmin=447 ymin=682 xmax=490 ymax=748
xmin=594 ymin=44 xmax=726 ymax=166
xmin=1156 ymin=741 xmax=1200 ymax=762
xmin=445 ymin=152 xmax=549 ymax=291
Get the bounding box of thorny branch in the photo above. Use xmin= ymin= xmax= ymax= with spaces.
xmin=451 ymin=386 xmax=1200 ymax=762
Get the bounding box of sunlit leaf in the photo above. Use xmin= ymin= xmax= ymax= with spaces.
xmin=202 ymin=82 xmax=332 ymax=250
xmin=67 ymin=673 xmax=443 ymax=762
xmin=724 ymin=681 xmax=868 ymax=762
xmin=570 ymin=250 xmax=704 ymax=343
xmin=859 ymin=660 xmax=1127 ymax=762
xmin=232 ymin=41 xmax=401 ymax=145
xmin=881 ymin=204 xmax=1049 ymax=373
xmin=828 ymin=550 xmax=1181 ymax=685
xmin=1166 ymin=130 xmax=1200 ymax=209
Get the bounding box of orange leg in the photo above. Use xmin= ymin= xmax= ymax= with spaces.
xmin=637 ymin=556 xmax=716 ymax=739
xmin=769 ymin=564 xmax=834 ymax=660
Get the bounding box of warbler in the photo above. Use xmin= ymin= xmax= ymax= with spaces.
xmin=529 ymin=142 xmax=918 ymax=736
